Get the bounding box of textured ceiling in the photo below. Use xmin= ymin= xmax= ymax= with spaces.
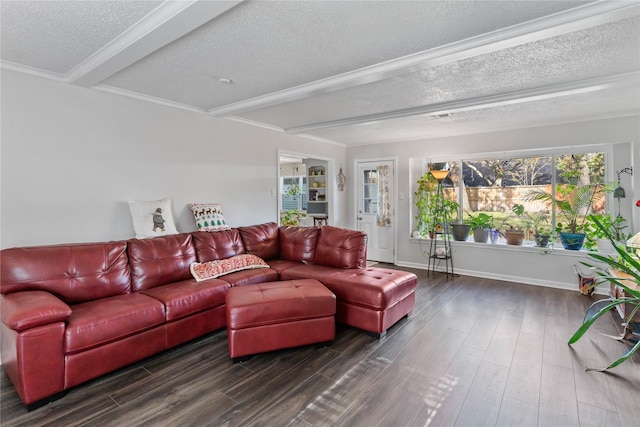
xmin=1 ymin=0 xmax=639 ymax=147
xmin=1 ymin=1 xmax=161 ymax=75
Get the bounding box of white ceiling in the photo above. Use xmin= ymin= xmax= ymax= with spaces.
xmin=2 ymin=0 xmax=639 ymax=147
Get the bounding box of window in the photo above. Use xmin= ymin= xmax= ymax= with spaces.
xmin=282 ymin=176 xmax=307 ymax=211
xmin=422 ymin=150 xmax=606 ymax=243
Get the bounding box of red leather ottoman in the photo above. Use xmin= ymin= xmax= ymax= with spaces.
xmin=225 ymin=279 xmax=336 ymax=362
xmin=322 ymin=267 xmax=417 ymax=338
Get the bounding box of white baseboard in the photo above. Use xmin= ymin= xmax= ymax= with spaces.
xmin=395 ymin=261 xmax=609 ymax=296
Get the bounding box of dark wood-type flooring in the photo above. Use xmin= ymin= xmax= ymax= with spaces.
xmin=2 ymin=265 xmax=639 ymax=426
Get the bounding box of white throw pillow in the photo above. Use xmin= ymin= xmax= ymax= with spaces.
xmin=128 ymin=198 xmax=179 ymax=239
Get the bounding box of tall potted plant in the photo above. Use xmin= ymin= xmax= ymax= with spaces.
xmin=569 ymin=214 xmax=640 ymax=371
xmin=413 ymin=173 xmax=438 ymax=238
xmin=526 ymin=183 xmax=605 ymax=250
xmin=414 ymin=172 xmax=459 ymax=238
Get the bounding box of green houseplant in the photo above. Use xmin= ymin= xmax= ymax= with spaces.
xmin=530 ymin=211 xmax=552 ymax=247
xmin=414 ymin=172 xmax=458 ymax=238
xmin=584 ymin=212 xmax=630 ymax=252
xmin=526 ymin=183 xmax=605 ymax=250
xmin=467 ymin=212 xmax=493 ymax=243
xmin=281 ymin=209 xmax=301 ymax=226
xmin=501 ymin=204 xmax=528 ymax=246
xmin=569 ymin=214 xmax=640 ymax=371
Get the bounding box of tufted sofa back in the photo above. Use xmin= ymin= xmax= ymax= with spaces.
xmin=313 ymin=226 xmax=367 ymax=269
xmin=0 ymin=241 xmax=131 ymax=304
xmin=0 ymin=223 xmax=368 ymax=305
xmin=127 ymin=233 xmax=196 ymax=291
xmin=192 ymin=228 xmax=245 ymax=262
xmin=238 ymin=222 xmax=280 ymax=260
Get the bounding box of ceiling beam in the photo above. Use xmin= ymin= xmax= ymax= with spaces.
xmin=208 ymin=0 xmax=639 ymax=117
xmin=67 ymin=0 xmax=243 ymax=87
xmin=285 ymin=72 xmax=640 ymax=134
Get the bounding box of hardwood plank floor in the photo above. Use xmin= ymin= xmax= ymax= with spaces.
xmin=2 ymin=266 xmax=639 ymax=426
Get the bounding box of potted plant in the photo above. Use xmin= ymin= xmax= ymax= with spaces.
xmin=568 ymin=214 xmax=640 ymax=371
xmin=501 ymin=204 xmax=527 ymax=246
xmin=533 ymin=224 xmax=553 ymax=247
xmin=414 ymin=173 xmax=437 ymax=238
xmin=450 ymin=221 xmax=471 ymax=241
xmin=414 ymin=172 xmax=459 ymax=238
xmin=558 ymin=154 xmax=584 ymax=185
xmin=526 ymin=183 xmax=606 ymax=250
xmin=529 ymin=211 xmax=552 ymax=247
xmin=467 ymin=212 xmax=493 ymax=243
xmin=584 ymin=212 xmax=630 ymax=252
xmin=281 ymin=209 xmax=301 ymax=226
xmin=488 ymin=227 xmax=501 ymax=244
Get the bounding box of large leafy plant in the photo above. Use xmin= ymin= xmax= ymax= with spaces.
xmin=526 ymin=184 xmax=605 ymax=233
xmin=568 ymin=214 xmax=640 ymax=371
xmin=414 ymin=172 xmax=458 ymax=237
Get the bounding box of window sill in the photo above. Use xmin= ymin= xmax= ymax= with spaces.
xmin=409 ymin=237 xmax=598 ymax=257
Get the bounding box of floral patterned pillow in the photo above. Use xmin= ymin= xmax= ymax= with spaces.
xmin=190 ymin=254 xmax=269 ymax=282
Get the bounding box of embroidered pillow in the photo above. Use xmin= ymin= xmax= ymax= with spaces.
xmin=128 ymin=198 xmax=179 ymax=239
xmin=190 ymin=254 xmax=268 ymax=282
xmin=189 ymin=203 xmax=230 ymax=231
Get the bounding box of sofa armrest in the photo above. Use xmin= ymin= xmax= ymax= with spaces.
xmin=1 ymin=291 xmax=72 ymax=332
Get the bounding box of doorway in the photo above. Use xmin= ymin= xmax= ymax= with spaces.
xmin=356 ymin=159 xmax=395 ymax=263
xmin=278 ymin=150 xmax=333 ymax=227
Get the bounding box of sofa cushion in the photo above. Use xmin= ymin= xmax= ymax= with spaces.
xmin=0 ymin=241 xmax=131 ymax=304
xmin=140 ymin=278 xmax=230 ymax=322
xmin=321 ymin=267 xmax=417 ymax=310
xmin=189 ymin=203 xmax=230 ymax=232
xmin=238 ymin=222 xmax=280 ymax=260
xmin=265 ymin=259 xmax=301 ymax=275
xmin=65 ymin=293 xmax=165 ymax=354
xmin=279 ymin=264 xmax=344 ymax=282
xmin=190 ymin=254 xmax=269 ymax=282
xmin=192 ymin=229 xmax=245 ymax=262
xmin=279 ymin=226 xmax=319 ymax=263
xmin=215 ymin=268 xmax=279 ymax=287
xmin=128 ymin=233 xmax=196 ymax=291
xmin=314 ymin=226 xmax=367 ymax=269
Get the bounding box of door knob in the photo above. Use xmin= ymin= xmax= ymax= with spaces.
xmin=357 ymin=217 xmax=363 ymax=220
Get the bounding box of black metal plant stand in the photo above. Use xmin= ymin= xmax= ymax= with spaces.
xmin=427 ymin=165 xmax=454 ymax=278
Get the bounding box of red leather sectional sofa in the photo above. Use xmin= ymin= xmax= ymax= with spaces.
xmin=0 ymin=223 xmax=417 ymax=409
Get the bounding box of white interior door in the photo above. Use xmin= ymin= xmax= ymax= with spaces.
xmin=357 ymin=160 xmax=394 ymax=263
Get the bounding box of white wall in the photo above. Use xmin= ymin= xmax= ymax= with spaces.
xmin=347 ymin=116 xmax=640 ymax=293
xmin=0 ymin=70 xmax=348 ymax=248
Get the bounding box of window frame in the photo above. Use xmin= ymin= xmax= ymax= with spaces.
xmin=417 ymin=144 xmax=614 ymax=246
